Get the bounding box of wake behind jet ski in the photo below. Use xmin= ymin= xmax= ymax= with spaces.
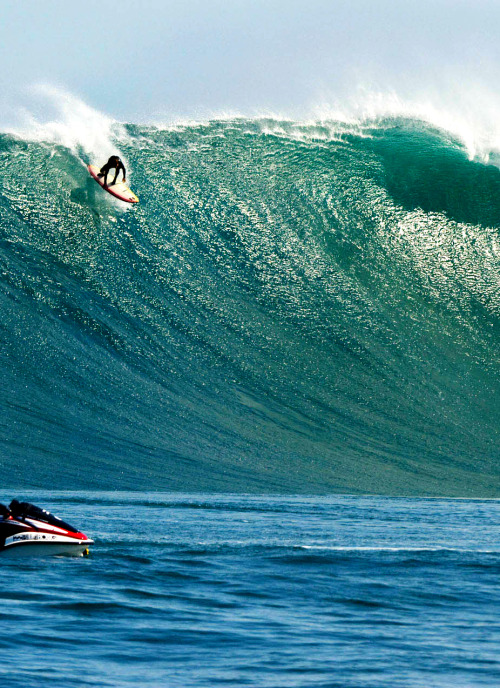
xmin=0 ymin=500 xmax=93 ymax=557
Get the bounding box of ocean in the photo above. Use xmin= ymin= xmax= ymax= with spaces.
xmin=1 ymin=492 xmax=499 ymax=687
xmin=0 ymin=105 xmax=499 ymax=686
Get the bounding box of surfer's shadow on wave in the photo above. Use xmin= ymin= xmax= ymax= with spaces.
xmin=70 ymin=177 xmax=98 ymax=206
xmin=70 ymin=178 xmax=112 ymax=223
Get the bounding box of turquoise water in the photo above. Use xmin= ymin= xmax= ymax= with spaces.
xmin=0 ymin=116 xmax=499 ymax=495
xmin=1 ymin=492 xmax=499 ymax=687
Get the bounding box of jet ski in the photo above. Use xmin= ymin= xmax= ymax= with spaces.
xmin=0 ymin=500 xmax=94 ymax=557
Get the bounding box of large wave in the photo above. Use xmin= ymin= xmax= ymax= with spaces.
xmin=1 ymin=92 xmax=499 ymax=496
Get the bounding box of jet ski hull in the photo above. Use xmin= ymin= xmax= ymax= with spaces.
xmin=0 ymin=500 xmax=94 ymax=557
xmin=2 ymin=533 xmax=94 ymax=557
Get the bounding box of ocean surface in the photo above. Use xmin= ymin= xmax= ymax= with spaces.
xmin=0 ymin=112 xmax=499 ymax=496
xmin=0 ymin=492 xmax=499 ymax=688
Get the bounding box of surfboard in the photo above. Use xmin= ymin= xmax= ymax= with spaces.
xmin=88 ymin=164 xmax=139 ymax=204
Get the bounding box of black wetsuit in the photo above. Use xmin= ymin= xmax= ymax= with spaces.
xmin=98 ymin=156 xmax=126 ymax=186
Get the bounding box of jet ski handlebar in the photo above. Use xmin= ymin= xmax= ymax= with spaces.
xmin=7 ymin=500 xmax=79 ymax=533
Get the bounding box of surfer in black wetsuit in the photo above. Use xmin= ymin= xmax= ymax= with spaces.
xmin=97 ymin=155 xmax=126 ymax=187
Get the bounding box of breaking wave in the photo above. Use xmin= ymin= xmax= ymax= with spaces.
xmin=1 ymin=91 xmax=499 ymax=496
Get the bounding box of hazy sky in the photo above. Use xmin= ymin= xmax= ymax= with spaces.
xmin=2 ymin=0 xmax=500 ymax=122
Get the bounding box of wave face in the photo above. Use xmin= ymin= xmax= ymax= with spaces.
xmin=0 ymin=114 xmax=499 ymax=495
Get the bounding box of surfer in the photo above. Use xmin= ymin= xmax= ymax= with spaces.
xmin=97 ymin=155 xmax=126 ymax=187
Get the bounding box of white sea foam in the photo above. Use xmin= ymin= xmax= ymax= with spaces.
xmin=5 ymin=82 xmax=500 ymax=167
xmin=310 ymin=84 xmax=500 ymax=162
xmin=148 ymin=84 xmax=500 ymax=163
xmin=3 ymin=84 xmax=129 ymax=167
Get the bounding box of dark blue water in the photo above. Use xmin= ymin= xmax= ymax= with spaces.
xmin=1 ymin=492 xmax=499 ymax=687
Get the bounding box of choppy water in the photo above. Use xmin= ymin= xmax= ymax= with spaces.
xmin=0 ymin=492 xmax=499 ymax=687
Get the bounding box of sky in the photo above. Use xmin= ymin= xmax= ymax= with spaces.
xmin=2 ymin=0 xmax=500 ymax=124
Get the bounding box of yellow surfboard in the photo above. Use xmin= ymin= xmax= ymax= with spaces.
xmin=88 ymin=164 xmax=139 ymax=204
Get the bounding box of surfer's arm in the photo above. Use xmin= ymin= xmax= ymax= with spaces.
xmin=111 ymin=163 xmax=126 ymax=185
